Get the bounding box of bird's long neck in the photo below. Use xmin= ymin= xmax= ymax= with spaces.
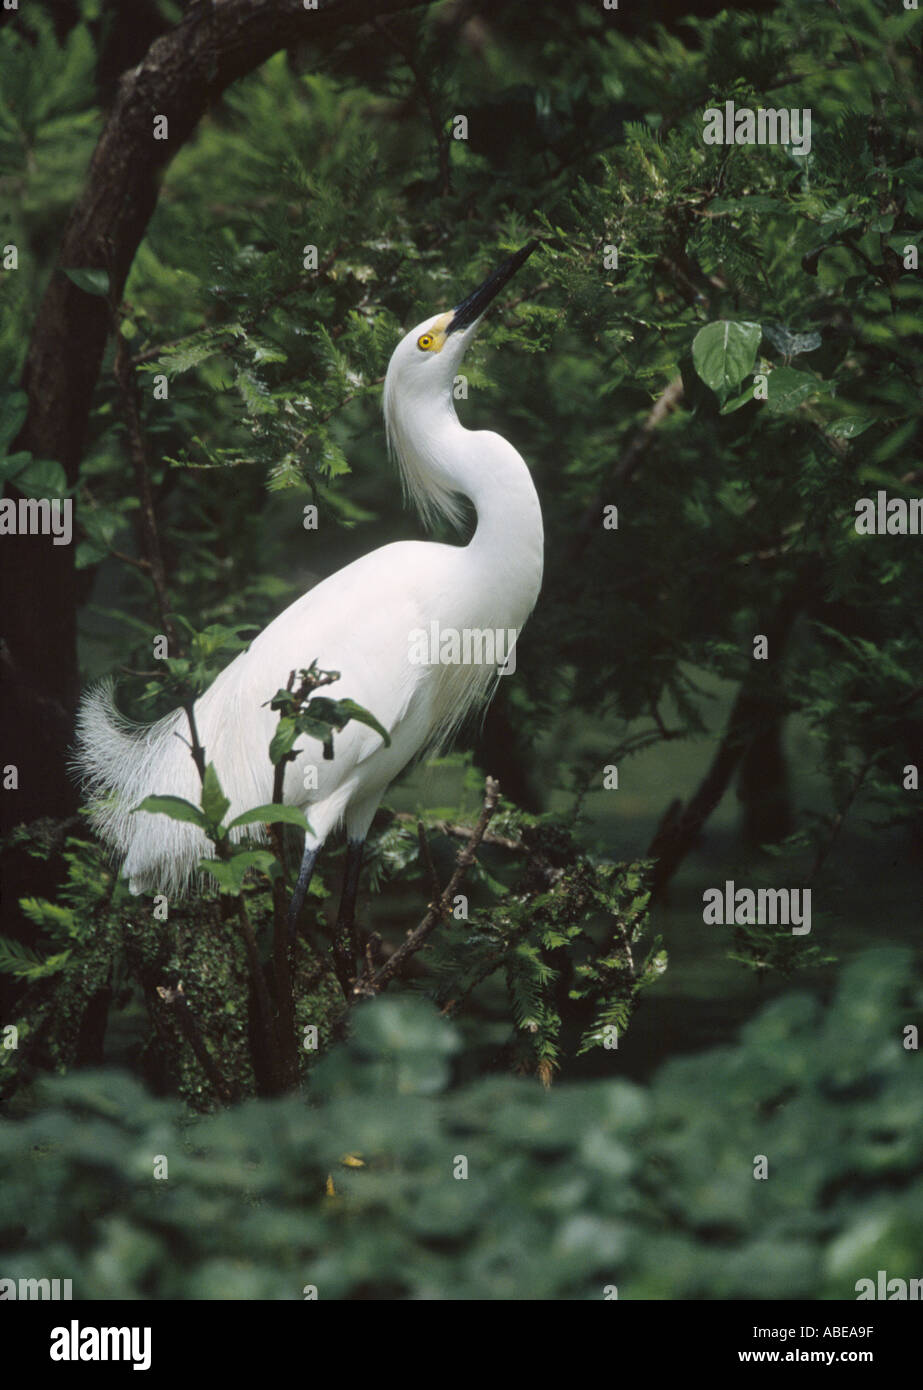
xmin=396 ymin=394 xmax=544 ymax=626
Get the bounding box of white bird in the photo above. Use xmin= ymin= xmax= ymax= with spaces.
xmin=74 ymin=241 xmax=544 ymax=992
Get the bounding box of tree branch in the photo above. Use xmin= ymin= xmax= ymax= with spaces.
xmin=113 ymin=320 xmax=177 ymax=651
xmin=570 ymin=375 xmax=685 ymax=558
xmin=352 ymin=777 xmax=502 ymax=998
xmin=375 ymin=17 xmax=451 ymax=195
xmin=394 ymin=809 xmax=526 ymax=855
xmin=646 ymin=567 xmax=818 ymax=898
xmin=156 ymin=980 xmax=233 ymax=1104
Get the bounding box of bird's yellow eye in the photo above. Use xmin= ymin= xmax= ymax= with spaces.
xmin=417 ymin=333 xmax=434 ymax=351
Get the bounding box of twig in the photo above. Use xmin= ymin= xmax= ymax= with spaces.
xmin=807 ymin=751 xmax=876 ymax=885
xmin=570 ymin=375 xmax=685 ymax=557
xmin=364 ymin=932 xmax=383 ymax=975
xmin=234 ymin=895 xmax=283 ymax=1093
xmin=417 ymin=818 xmax=442 ymax=904
xmin=376 ymin=18 xmax=451 ymax=195
xmin=271 ymin=670 xmax=299 ymax=808
xmin=178 ymin=700 xmax=208 ymax=784
xmin=616 ymin=922 xmax=635 ymax=977
xmin=805 ymin=679 xmax=923 ymax=884
xmin=131 ymin=245 xmax=346 ymax=368
xmin=352 ymin=777 xmax=502 ymax=999
xmin=156 ymin=980 xmax=233 ymax=1104
xmin=825 ymin=0 xmax=866 ymax=65
xmin=112 ymin=316 xmax=178 ymax=653
xmin=394 ymin=809 xmax=562 ymax=894
xmin=270 ymin=873 xmax=298 ymax=1089
xmin=394 ymin=810 xmax=525 ymax=854
xmin=269 ymin=670 xmax=298 ymax=1088
xmin=646 ymin=568 xmax=817 ymax=898
xmin=892 ymin=683 xmax=923 ymax=712
xmin=109 ymin=548 xmax=151 ymax=572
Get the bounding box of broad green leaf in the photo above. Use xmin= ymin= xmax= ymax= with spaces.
xmin=762 ymin=366 xmax=829 ymax=416
xmin=132 ymin=795 xmax=206 ymax=828
xmin=201 ymin=763 xmax=231 ymax=829
xmin=826 ymin=415 xmax=876 ymax=440
xmin=228 ymin=804 xmax=312 ymax=832
xmin=328 ymin=697 xmax=392 ymax=748
xmin=269 ymin=717 xmax=298 ymax=766
xmin=691 ymin=320 xmax=762 ymax=400
xmin=200 ymin=850 xmax=280 ymax=894
xmin=6 ymin=456 xmax=69 ymax=498
xmin=719 ymin=383 xmax=756 ymax=415
xmin=303 ymin=696 xmax=392 ymax=748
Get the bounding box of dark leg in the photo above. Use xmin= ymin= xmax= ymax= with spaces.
xmin=333 ymin=839 xmax=364 ymax=997
xmin=288 ymin=841 xmax=321 ymax=946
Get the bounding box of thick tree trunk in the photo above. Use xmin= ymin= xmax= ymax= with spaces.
xmin=737 ymin=714 xmax=792 ymax=850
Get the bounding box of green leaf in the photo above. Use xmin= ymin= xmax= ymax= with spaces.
xmin=63 ymin=267 xmax=110 ymax=297
xmin=0 ymin=390 xmax=28 ymax=454
xmin=19 ymin=898 xmax=77 ymax=938
xmin=0 ymin=451 xmax=33 ymax=485
xmin=200 ymin=763 xmax=231 ymax=830
xmin=269 ymin=717 xmax=298 ymax=766
xmin=147 ymin=334 xmax=229 ymax=376
xmin=6 ymin=456 xmax=69 ymax=498
xmin=200 ymin=851 xmax=280 ymax=894
xmin=826 ymin=415 xmax=876 ymax=440
xmin=691 ymin=320 xmax=762 ymax=401
xmin=0 ymin=934 xmax=71 ymax=980
xmin=132 ymin=795 xmax=207 ymax=828
xmin=719 ymin=383 xmax=756 ymax=415
xmin=304 ymin=696 xmax=392 ymax=748
xmin=331 ymin=697 xmax=392 ymax=748
xmin=762 ymin=366 xmax=829 ymax=416
xmin=228 ymin=804 xmax=312 ymax=832
xmin=0 ymin=935 xmax=46 ymax=977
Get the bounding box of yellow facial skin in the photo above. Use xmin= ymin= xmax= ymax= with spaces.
xmin=416 ymin=311 xmax=453 ymax=353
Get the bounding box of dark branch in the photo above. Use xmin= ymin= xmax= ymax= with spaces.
xmin=352 ymin=777 xmax=502 ymax=998
xmin=156 ymin=980 xmax=233 ymax=1104
xmin=646 ymin=567 xmax=818 ymax=898
xmin=113 ymin=320 xmax=177 ymax=651
xmin=570 ymin=375 xmax=685 ymax=557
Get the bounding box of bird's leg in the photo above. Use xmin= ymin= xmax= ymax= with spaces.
xmin=287 ymin=841 xmax=321 ymax=946
xmin=333 ymin=839 xmax=364 ymax=997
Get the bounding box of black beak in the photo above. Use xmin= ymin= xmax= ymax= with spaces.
xmin=446 ymin=239 xmax=539 ymax=335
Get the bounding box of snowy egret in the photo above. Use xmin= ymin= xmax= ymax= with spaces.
xmin=75 ymin=240 xmax=543 ymax=992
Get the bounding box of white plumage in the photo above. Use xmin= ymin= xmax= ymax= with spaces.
xmin=73 ymin=244 xmax=543 ymax=908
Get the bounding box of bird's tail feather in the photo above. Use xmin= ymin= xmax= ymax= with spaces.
xmin=71 ymin=680 xmax=211 ymax=897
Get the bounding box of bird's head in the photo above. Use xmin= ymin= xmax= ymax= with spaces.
xmin=383 ymin=240 xmax=539 ymax=527
xmin=385 ymin=239 xmax=538 ymax=402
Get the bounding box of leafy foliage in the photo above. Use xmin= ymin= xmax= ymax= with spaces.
xmin=0 ymin=950 xmax=919 ymax=1299
xmin=267 ymin=663 xmax=392 ymax=766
